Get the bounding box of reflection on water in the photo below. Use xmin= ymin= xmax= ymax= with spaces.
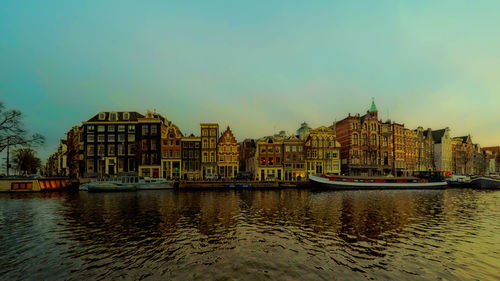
xmin=1 ymin=189 xmax=499 ymax=280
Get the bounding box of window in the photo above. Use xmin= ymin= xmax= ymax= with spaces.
xmin=203 ymin=130 xmax=208 ymax=136
xmin=353 ymin=134 xmax=359 ymax=145
xmin=98 ymin=135 xmax=105 ymax=142
xmin=128 ymin=125 xmax=135 ymax=132
xmin=203 ymin=152 xmax=208 ymax=162
xmin=292 ymin=146 xmax=297 ymax=152
xmin=151 ymin=125 xmax=158 ymax=135
xmin=128 ymin=145 xmax=135 ymax=155
xmin=142 ymin=140 xmax=148 ymax=150
xmin=176 ymin=140 xmax=180 ymax=146
xmin=108 ymin=125 xmax=115 ymax=132
xmin=261 ymin=157 xmax=266 ymax=165
xmin=118 ymin=144 xmax=124 ymax=155
xmin=175 ymin=151 xmax=179 ymax=158
xmin=128 ymin=134 xmax=135 ymax=142
xmin=98 ymin=126 xmax=105 ymax=132
xmin=87 ymin=145 xmax=94 ymax=156
xmin=87 ymin=134 xmax=95 ymax=142
xmin=371 ymin=135 xmax=377 ymax=146
xmin=118 ymin=134 xmax=125 ymax=142
xmin=269 ymin=158 xmax=274 ymax=165
xmin=210 ymin=129 xmax=216 ymax=136
xmin=98 ymin=112 xmax=106 ymax=120
xmin=108 ymin=135 xmax=115 ymax=142
xmin=151 ymin=139 xmax=157 ymax=150
xmin=210 ymin=152 xmax=215 ymax=162
xmin=276 ymin=157 xmax=280 ymax=164
xmin=203 ymin=140 xmax=208 ymax=148
xmin=98 ymin=144 xmax=105 ymax=156
xmin=118 ymin=125 xmax=125 ymax=132
xmin=87 ymin=160 xmax=94 ymax=172
xmin=109 ymin=113 xmax=117 ymax=121
xmin=142 ymin=125 xmax=149 ymax=136
xmin=333 ymin=152 xmax=338 ymax=158
xmin=123 ymin=112 xmax=130 ymax=120
xmin=210 ymin=139 xmax=215 ymax=148
xmin=276 ymin=147 xmax=280 ymax=153
xmin=108 ymin=144 xmax=115 ymax=156
xmin=87 ymin=125 xmax=94 ymax=132
xmin=362 ymin=134 xmax=367 ymax=145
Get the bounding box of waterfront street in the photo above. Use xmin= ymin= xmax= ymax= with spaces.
xmin=1 ymin=188 xmax=499 ymax=280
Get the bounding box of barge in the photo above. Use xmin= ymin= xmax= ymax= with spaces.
xmin=309 ymin=174 xmax=447 ymax=190
xmin=0 ymin=178 xmax=72 ymax=192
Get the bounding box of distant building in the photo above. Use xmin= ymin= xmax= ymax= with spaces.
xmin=451 ymin=135 xmax=475 ymax=175
xmin=297 ymin=122 xmax=312 ymax=140
xmin=415 ymin=127 xmax=434 ymax=171
xmin=82 ymin=111 xmax=144 ymax=177
xmin=201 ymin=123 xmax=219 ymax=179
xmin=253 ymin=136 xmax=284 ymax=181
xmin=217 ymin=126 xmax=240 ymax=179
xmin=239 ymin=139 xmax=256 ymax=173
xmin=304 ymin=126 xmax=341 ymax=175
xmin=336 ymin=99 xmax=390 ymax=176
xmin=66 ymin=126 xmax=84 ymax=178
xmin=482 ymin=146 xmax=499 ymax=175
xmin=161 ymin=116 xmax=183 ymax=179
xmin=431 ymin=127 xmax=452 ymax=172
xmin=283 ymin=135 xmax=306 ymax=181
xmin=181 ymin=134 xmax=201 ymax=180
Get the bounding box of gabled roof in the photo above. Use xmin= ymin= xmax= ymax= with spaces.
xmin=431 ymin=129 xmax=447 ymax=143
xmin=85 ymin=111 xmax=144 ymax=122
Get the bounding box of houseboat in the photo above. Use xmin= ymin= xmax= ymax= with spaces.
xmin=0 ymin=178 xmax=71 ymax=192
xmin=470 ymin=176 xmax=500 ymax=189
xmin=309 ymin=174 xmax=447 ymax=190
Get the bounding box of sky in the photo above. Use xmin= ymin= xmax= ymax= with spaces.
xmin=1 ymin=0 xmax=499 ymax=164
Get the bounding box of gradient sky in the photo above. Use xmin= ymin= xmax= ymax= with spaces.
xmin=1 ymin=0 xmax=499 ymax=163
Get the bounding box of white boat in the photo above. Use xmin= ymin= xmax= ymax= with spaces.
xmin=87 ymin=176 xmax=138 ymax=192
xmin=470 ymin=177 xmax=500 ymax=189
xmin=135 ymin=178 xmax=174 ymax=190
xmin=446 ymin=174 xmax=471 ymax=187
xmin=309 ymin=174 xmax=447 ymax=190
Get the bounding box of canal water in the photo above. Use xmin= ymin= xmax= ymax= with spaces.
xmin=1 ymin=189 xmax=499 ymax=280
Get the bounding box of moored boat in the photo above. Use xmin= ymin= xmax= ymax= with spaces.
xmin=309 ymin=174 xmax=447 ymax=190
xmin=446 ymin=175 xmax=471 ymax=187
xmin=87 ymin=176 xmax=138 ymax=192
xmin=470 ymin=177 xmax=500 ymax=189
xmin=135 ymin=178 xmax=174 ymax=190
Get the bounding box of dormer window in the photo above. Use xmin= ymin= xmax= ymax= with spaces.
xmin=98 ymin=112 xmax=106 ymax=120
xmin=123 ymin=112 xmax=130 ymax=120
xmin=109 ymin=112 xmax=118 ymax=122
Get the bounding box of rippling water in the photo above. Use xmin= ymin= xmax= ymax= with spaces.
xmin=1 ymin=189 xmax=499 ymax=280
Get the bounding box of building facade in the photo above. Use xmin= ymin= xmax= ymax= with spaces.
xmin=161 ymin=118 xmax=183 ymax=179
xmin=137 ymin=111 xmax=164 ymax=178
xmin=217 ymin=126 xmax=240 ymax=179
xmin=336 ymin=100 xmax=390 ymax=176
xmin=254 ymin=136 xmax=284 ymax=181
xmin=201 ymin=123 xmax=219 ymax=179
xmin=304 ymin=126 xmax=341 ymax=175
xmin=66 ymin=126 xmax=84 ymax=178
xmin=82 ymin=111 xmax=144 ymax=177
xmin=432 ymin=127 xmax=452 ymax=172
xmin=283 ymin=135 xmax=306 ymax=181
xmin=181 ymin=134 xmax=201 ymax=180
xmin=415 ymin=127 xmax=434 ymax=171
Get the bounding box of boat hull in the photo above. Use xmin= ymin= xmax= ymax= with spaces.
xmin=87 ymin=183 xmax=136 ymax=192
xmin=309 ymin=175 xmax=447 ymax=190
xmin=136 ymin=183 xmax=174 ymax=190
xmin=470 ymin=177 xmax=500 ymax=189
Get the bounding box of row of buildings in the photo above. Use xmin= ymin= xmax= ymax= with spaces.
xmin=46 ymin=100 xmax=499 ymax=180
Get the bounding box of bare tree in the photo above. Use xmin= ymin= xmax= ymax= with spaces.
xmin=0 ymin=102 xmax=45 ymax=152
xmin=0 ymin=102 xmax=45 ymax=175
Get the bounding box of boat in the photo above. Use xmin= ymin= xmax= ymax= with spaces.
xmin=0 ymin=177 xmax=71 ymax=192
xmin=470 ymin=176 xmax=500 ymax=189
xmin=309 ymin=174 xmax=447 ymax=190
xmin=135 ymin=178 xmax=174 ymax=190
xmin=446 ymin=174 xmax=471 ymax=187
xmin=225 ymin=183 xmax=252 ymax=188
xmin=87 ymin=176 xmax=138 ymax=192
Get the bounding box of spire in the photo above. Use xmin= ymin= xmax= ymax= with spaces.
xmin=369 ymin=97 xmax=377 ymax=112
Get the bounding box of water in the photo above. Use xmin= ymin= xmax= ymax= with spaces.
xmin=1 ymin=189 xmax=499 ymax=280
